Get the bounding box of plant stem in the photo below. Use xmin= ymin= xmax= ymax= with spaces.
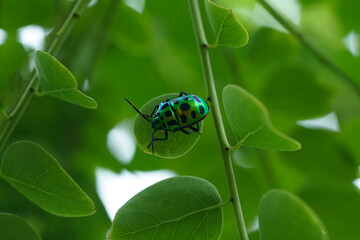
xmin=257 ymin=0 xmax=360 ymax=97
xmin=0 ymin=0 xmax=91 ymax=153
xmin=189 ymin=0 xmax=248 ymax=239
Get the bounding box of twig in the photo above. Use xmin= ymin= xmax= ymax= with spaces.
xmin=189 ymin=0 xmax=249 ymax=239
xmin=0 ymin=0 xmax=91 ymax=153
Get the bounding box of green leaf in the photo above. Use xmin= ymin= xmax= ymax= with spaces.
xmin=0 ymin=141 xmax=96 ymax=217
xmin=132 ymin=93 xmax=204 ymax=158
xmin=109 ymin=176 xmax=223 ymax=240
xmin=222 ymin=84 xmax=301 ymax=151
xmin=34 ymin=50 xmax=97 ymax=109
xmin=259 ymin=189 xmax=328 ymax=240
xmin=300 ymin=184 xmax=360 ymax=240
xmin=0 ymin=213 xmax=41 ymax=240
xmin=204 ymin=0 xmax=249 ymax=48
xmin=262 ymin=66 xmax=333 ymax=120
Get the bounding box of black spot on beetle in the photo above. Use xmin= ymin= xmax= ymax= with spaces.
xmin=173 ymin=99 xmax=179 ymax=104
xmin=180 ymin=114 xmax=187 ymax=123
xmin=183 ymin=96 xmax=189 ymax=101
xmin=160 ymin=116 xmax=164 ymax=120
xmin=191 ymin=111 xmax=196 ymax=119
xmin=162 ymin=123 xmax=166 ymax=128
xmin=199 ymin=106 xmax=205 ymax=114
xmin=167 ymin=120 xmax=178 ymax=126
xmin=193 ymin=96 xmax=201 ymax=103
xmin=181 ymin=103 xmax=190 ymax=111
xmin=161 ymin=103 xmax=169 ymax=110
xmin=165 ymin=110 xmax=172 ymax=117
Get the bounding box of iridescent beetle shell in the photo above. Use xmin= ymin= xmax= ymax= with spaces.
xmin=152 ymin=95 xmax=209 ymax=132
xmin=125 ymin=92 xmax=209 ymax=154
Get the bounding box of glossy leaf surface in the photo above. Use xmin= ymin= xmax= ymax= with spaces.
xmin=35 ymin=50 xmax=97 ymax=109
xmin=132 ymin=93 xmax=204 ymax=158
xmin=0 ymin=141 xmax=96 ymax=217
xmin=259 ymin=189 xmax=328 ymax=240
xmin=223 ymin=84 xmax=300 ymax=151
xmin=109 ymin=176 xmax=223 ymax=240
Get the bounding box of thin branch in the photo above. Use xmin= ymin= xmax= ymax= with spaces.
xmin=258 ymin=0 xmax=360 ymax=97
xmin=0 ymin=0 xmax=91 ymax=153
xmin=189 ymin=0 xmax=249 ymax=239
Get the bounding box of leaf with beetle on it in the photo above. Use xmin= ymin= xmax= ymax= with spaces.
xmin=129 ymin=93 xmax=208 ymax=158
xmin=34 ymin=50 xmax=97 ymax=109
xmin=259 ymin=189 xmax=328 ymax=240
xmin=0 ymin=141 xmax=96 ymax=217
xmin=0 ymin=213 xmax=41 ymax=240
xmin=204 ymin=0 xmax=249 ymax=48
xmin=223 ymin=84 xmax=301 ymax=151
xmin=108 ymin=176 xmax=223 ymax=240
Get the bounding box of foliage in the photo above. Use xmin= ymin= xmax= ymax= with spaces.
xmin=0 ymin=0 xmax=359 ymax=239
xmin=109 ymin=176 xmax=223 ymax=240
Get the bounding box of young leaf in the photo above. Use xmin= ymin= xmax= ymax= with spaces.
xmin=132 ymin=93 xmax=204 ymax=158
xmin=204 ymin=0 xmax=249 ymax=48
xmin=259 ymin=189 xmax=328 ymax=240
xmin=222 ymin=84 xmax=301 ymax=151
xmin=34 ymin=50 xmax=97 ymax=109
xmin=0 ymin=141 xmax=96 ymax=217
xmin=108 ymin=176 xmax=223 ymax=240
xmin=0 ymin=213 xmax=41 ymax=240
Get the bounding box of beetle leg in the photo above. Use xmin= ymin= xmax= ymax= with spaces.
xmin=144 ymin=105 xmax=159 ymax=118
xmin=181 ymin=129 xmax=192 ymax=135
xmin=148 ymin=130 xmax=168 ymax=154
xmin=189 ymin=123 xmax=202 ymax=135
xmin=178 ymin=92 xmax=189 ymax=97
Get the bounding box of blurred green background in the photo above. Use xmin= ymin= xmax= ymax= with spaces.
xmin=0 ymin=0 xmax=359 ymax=239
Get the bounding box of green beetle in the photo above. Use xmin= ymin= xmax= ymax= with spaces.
xmin=125 ymin=92 xmax=209 ymax=154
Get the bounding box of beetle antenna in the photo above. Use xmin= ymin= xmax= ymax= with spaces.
xmin=124 ymin=98 xmax=151 ymax=122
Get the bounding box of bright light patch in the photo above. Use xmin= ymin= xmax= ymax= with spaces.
xmin=95 ymin=168 xmax=177 ymax=220
xmin=0 ymin=28 xmax=8 ymax=45
xmin=248 ymin=215 xmax=259 ymax=232
xmin=107 ymin=120 xmax=136 ymax=164
xmin=253 ymin=0 xmax=301 ymax=33
xmin=124 ymin=0 xmax=146 ymax=13
xmin=353 ymin=178 xmax=360 ymax=190
xmin=343 ymin=31 xmax=359 ymax=57
xmin=88 ymin=0 xmax=98 ymax=7
xmin=82 ymin=78 xmax=90 ymax=92
xmin=297 ymin=111 xmax=340 ymax=132
xmin=17 ymin=25 xmax=45 ymax=50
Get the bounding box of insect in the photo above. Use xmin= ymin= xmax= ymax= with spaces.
xmin=125 ymin=92 xmax=209 ymax=154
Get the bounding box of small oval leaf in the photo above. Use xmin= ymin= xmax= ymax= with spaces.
xmin=34 ymin=50 xmax=97 ymax=109
xmin=259 ymin=189 xmax=328 ymax=240
xmin=0 ymin=213 xmax=41 ymax=240
xmin=204 ymin=0 xmax=249 ymax=48
xmin=132 ymin=93 xmax=204 ymax=158
xmin=108 ymin=176 xmax=223 ymax=240
xmin=0 ymin=141 xmax=96 ymax=217
xmin=262 ymin=66 xmax=333 ymax=119
xmin=223 ymin=84 xmax=301 ymax=151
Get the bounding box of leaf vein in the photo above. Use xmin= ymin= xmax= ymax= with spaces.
xmin=111 ymin=202 xmax=225 ymax=239
xmin=1 ymin=175 xmax=84 ymax=204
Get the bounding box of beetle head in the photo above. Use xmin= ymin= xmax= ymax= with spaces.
xmin=151 ymin=117 xmax=162 ymax=130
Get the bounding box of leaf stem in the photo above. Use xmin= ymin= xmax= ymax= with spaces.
xmin=257 ymin=0 xmax=360 ymax=97
xmin=0 ymin=109 xmax=9 ymax=120
xmin=0 ymin=0 xmax=91 ymax=153
xmin=188 ymin=1 xmax=248 ymax=239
